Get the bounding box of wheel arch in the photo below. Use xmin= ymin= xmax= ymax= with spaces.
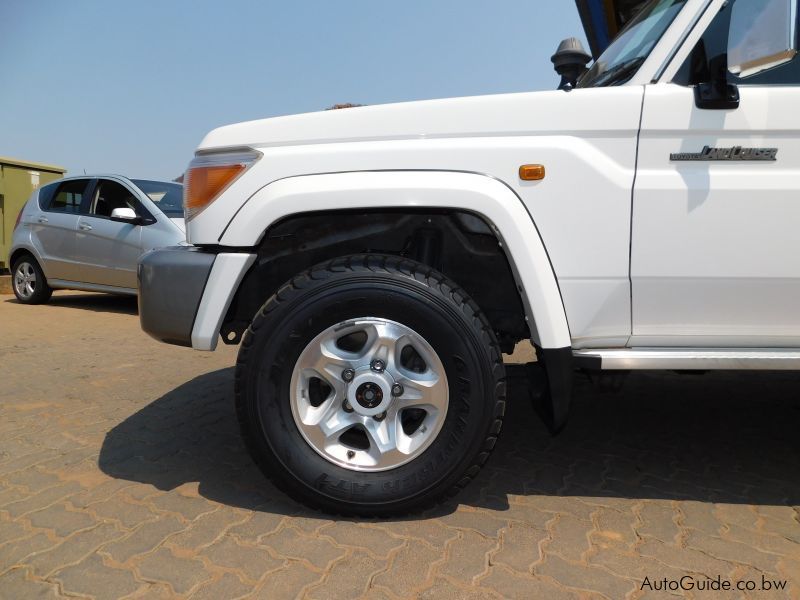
xmin=9 ymin=245 xmax=46 ymax=276
xmin=219 ymin=170 xmax=571 ymax=350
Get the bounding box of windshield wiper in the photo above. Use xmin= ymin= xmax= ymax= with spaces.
xmin=591 ymin=56 xmax=647 ymax=87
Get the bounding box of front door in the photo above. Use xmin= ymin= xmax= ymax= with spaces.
xmin=631 ymin=0 xmax=800 ymax=346
xmin=74 ymin=178 xmax=142 ymax=289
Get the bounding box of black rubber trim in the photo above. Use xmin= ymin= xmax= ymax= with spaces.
xmin=138 ymin=246 xmax=215 ymax=347
xmin=528 ymin=346 xmax=573 ymax=434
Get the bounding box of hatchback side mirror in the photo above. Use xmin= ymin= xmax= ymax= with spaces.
xmin=110 ymin=207 xmax=140 ymax=224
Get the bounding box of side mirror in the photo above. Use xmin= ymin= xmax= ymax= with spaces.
xmin=728 ymin=0 xmax=797 ymax=78
xmin=110 ymin=207 xmax=140 ymax=224
xmin=551 ymin=38 xmax=591 ymax=90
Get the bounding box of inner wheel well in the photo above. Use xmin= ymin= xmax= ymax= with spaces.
xmin=220 ymin=209 xmax=529 ymax=352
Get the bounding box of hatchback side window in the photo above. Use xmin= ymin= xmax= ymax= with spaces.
xmin=47 ymin=180 xmax=88 ymax=213
xmin=90 ymin=180 xmax=140 ymax=218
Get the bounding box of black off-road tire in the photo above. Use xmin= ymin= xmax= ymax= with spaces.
xmin=235 ymin=254 xmax=506 ymax=516
xmin=11 ymin=253 xmax=53 ymax=305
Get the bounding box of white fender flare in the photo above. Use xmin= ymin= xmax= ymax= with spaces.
xmin=220 ymin=170 xmax=571 ymax=349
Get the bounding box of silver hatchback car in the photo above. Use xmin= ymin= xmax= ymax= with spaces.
xmin=9 ymin=175 xmax=185 ymax=304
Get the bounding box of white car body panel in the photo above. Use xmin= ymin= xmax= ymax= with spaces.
xmin=220 ymin=170 xmax=573 ymax=349
xmin=192 ymin=253 xmax=256 ymax=351
xmin=191 ymin=87 xmax=644 ymax=348
xmin=632 ymin=84 xmax=800 ymax=346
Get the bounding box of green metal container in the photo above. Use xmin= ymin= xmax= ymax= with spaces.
xmin=0 ymin=157 xmax=66 ymax=270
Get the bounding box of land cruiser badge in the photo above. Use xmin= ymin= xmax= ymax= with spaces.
xmin=670 ymin=146 xmax=778 ymax=161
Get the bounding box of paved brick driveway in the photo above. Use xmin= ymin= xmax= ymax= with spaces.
xmin=1 ymin=292 xmax=799 ymax=599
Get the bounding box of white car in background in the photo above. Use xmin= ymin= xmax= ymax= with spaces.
xmin=9 ymin=175 xmax=185 ymax=304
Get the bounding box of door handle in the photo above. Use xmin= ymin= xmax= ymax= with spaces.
xmin=79 ymin=223 xmax=93 ymax=231
xmin=37 ymin=217 xmax=49 ymax=224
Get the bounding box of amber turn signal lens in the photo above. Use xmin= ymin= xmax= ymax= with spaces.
xmin=185 ymin=164 xmax=246 ymax=216
xmin=519 ymin=164 xmax=545 ymax=181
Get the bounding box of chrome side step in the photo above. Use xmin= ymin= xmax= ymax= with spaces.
xmin=572 ymin=348 xmax=800 ymax=370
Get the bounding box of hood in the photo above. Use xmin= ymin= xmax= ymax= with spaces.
xmin=198 ymin=89 xmax=601 ymax=151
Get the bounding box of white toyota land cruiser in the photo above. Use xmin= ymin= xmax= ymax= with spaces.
xmin=139 ymin=0 xmax=799 ymax=515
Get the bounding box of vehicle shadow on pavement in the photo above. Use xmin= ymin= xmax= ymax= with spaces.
xmin=3 ymin=293 xmax=138 ymax=315
xmin=98 ymin=366 xmax=800 ymax=518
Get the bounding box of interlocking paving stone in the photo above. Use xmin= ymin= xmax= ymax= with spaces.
xmin=306 ymin=551 xmax=387 ymax=600
xmin=0 ymin=566 xmax=60 ymax=598
xmin=258 ymin=526 xmax=345 ymax=571
xmin=68 ymin=479 xmax=134 ymax=509
xmin=89 ymin=496 xmax=158 ymax=529
xmin=254 ymin=561 xmax=324 ymax=599
xmin=0 ymin=515 xmax=33 ymax=546
xmin=26 ymin=502 xmax=97 ymax=537
xmin=24 ymin=522 xmax=124 ymax=577
xmin=635 ymin=500 xmax=680 ymax=543
xmin=0 ymin=534 xmax=59 ymax=573
xmin=150 ymin=490 xmax=217 ymax=521
xmin=54 ymin=552 xmax=141 ymax=598
xmin=437 ymin=509 xmax=509 ymax=539
xmin=99 ymin=515 xmax=185 ymax=563
xmin=545 ymin=514 xmax=593 ymax=562
xmin=227 ymin=511 xmax=285 ymax=544
xmin=4 ymin=468 xmax=63 ymax=494
xmin=371 ymin=518 xmax=459 ymax=549
xmin=686 ymin=528 xmax=781 ymax=573
xmin=491 ymin=522 xmax=547 ymax=573
xmin=167 ymin=507 xmax=248 ymax=551
xmin=320 ymin=522 xmax=406 ymax=559
xmin=1 ymin=482 xmax=82 ymax=519
xmin=135 ymin=546 xmax=212 ymax=595
xmin=203 ymin=534 xmax=283 ymax=581
xmin=535 ymin=553 xmax=638 ymax=599
xmin=417 ymin=576 xmax=499 ymax=599
xmin=2 ymin=294 xmax=799 ymax=598
xmin=480 ymin=564 xmax=581 ymax=600
xmin=372 ymin=539 xmax=440 ymax=597
xmin=190 ymin=572 xmax=254 ymax=600
xmin=436 ymin=530 xmax=495 ymax=584
xmin=637 ymin=538 xmax=734 ymax=576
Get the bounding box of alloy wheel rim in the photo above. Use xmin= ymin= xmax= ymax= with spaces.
xmin=289 ymin=318 xmax=449 ymax=472
xmin=14 ymin=262 xmax=36 ymax=299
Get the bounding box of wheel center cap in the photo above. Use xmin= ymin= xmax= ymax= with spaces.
xmin=355 ymin=382 xmax=383 ymax=409
xmin=347 ymin=371 xmax=393 ymax=416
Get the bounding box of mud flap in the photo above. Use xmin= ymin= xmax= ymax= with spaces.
xmin=526 ymin=347 xmax=573 ymax=434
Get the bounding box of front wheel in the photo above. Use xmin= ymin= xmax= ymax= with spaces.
xmin=11 ymin=254 xmax=52 ymax=304
xmin=235 ymin=255 xmax=506 ymax=516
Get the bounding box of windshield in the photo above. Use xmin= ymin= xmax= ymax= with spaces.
xmin=132 ymin=179 xmax=184 ymax=217
xmin=578 ymin=0 xmax=686 ymax=87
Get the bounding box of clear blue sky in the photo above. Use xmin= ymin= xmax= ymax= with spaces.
xmin=1 ymin=1 xmax=586 ymax=180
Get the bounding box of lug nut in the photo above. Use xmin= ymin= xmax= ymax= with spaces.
xmin=391 ymin=383 xmax=404 ymax=397
xmin=343 ymin=399 xmax=354 ymax=413
xmin=342 ymin=368 xmax=355 ymax=382
xmin=370 ymin=359 xmax=385 ymax=372
xmin=374 ymin=411 xmax=386 ymax=421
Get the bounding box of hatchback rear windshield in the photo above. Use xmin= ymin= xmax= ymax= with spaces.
xmin=133 ymin=180 xmax=184 ymax=217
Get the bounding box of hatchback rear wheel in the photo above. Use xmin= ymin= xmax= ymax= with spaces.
xmin=12 ymin=254 xmax=52 ymax=304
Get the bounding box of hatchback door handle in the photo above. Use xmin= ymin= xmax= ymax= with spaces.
xmin=37 ymin=217 xmax=48 ymax=224
xmin=79 ymin=223 xmax=93 ymax=231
